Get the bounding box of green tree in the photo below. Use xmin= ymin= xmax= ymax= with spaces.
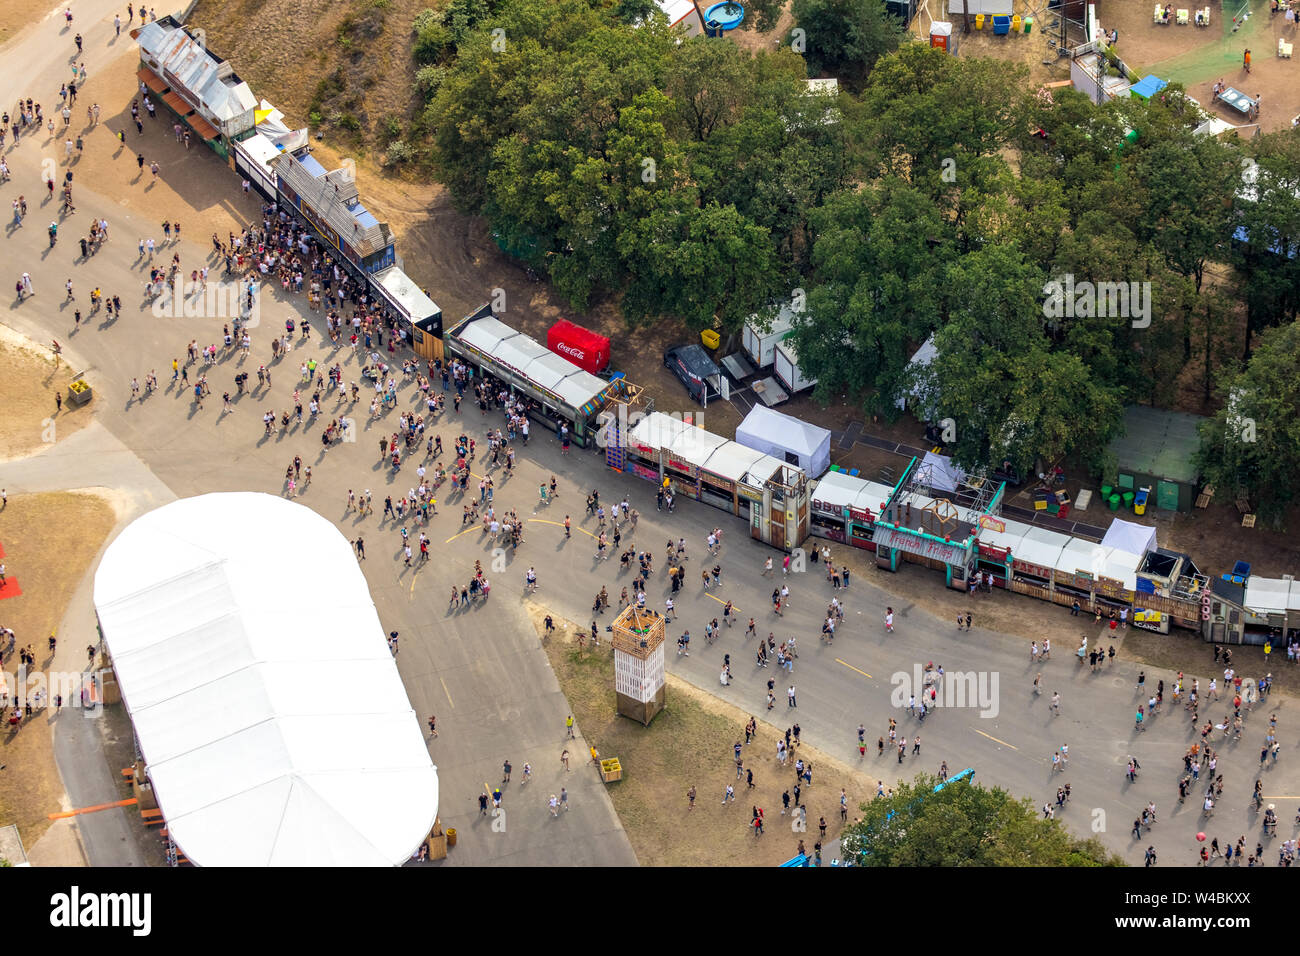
xmin=790 ymin=0 xmax=906 ymax=93
xmin=841 ymin=774 xmax=1123 ymax=867
xmin=1233 ymin=132 xmax=1300 ymax=359
xmin=1195 ymin=321 xmax=1300 ymax=528
xmin=788 ymin=182 xmax=949 ymax=414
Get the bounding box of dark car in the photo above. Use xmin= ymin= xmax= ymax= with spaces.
xmin=664 ymin=344 xmax=722 ymax=406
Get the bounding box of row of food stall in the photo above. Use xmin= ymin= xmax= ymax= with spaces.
xmin=443 ymin=307 xmax=628 ymax=448
xmin=625 ymin=412 xmax=809 ymax=551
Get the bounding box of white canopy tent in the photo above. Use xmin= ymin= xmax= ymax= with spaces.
xmin=920 ymin=451 xmax=967 ymax=494
xmin=896 ymin=334 xmax=939 ymax=414
xmin=1101 ymin=518 xmax=1157 ymax=559
xmin=735 ymin=405 xmax=831 ymax=477
xmin=93 ymin=493 xmax=438 ymax=867
xmin=1014 ymin=526 xmax=1070 ymax=571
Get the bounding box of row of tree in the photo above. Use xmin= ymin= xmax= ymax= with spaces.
xmin=423 ymin=0 xmax=1300 ymax=521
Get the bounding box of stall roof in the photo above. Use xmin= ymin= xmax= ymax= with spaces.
xmin=453 ymin=313 xmax=609 ymax=410
xmin=371 ymin=266 xmax=440 ymax=322
xmin=811 ymin=470 xmax=862 ymax=510
xmin=1014 ymin=526 xmax=1070 ymax=569
xmin=1104 ymin=548 xmax=1142 ymax=591
xmin=1056 ymin=537 xmax=1106 ymax=578
xmin=812 ymin=470 xmax=892 ymax=514
xmin=699 ymin=442 xmax=768 ymax=483
xmin=977 ymin=516 xmax=1035 ymax=554
xmin=628 ymin=411 xmax=693 ymax=453
xmin=668 ymin=426 xmax=729 ymax=468
xmin=1244 ymin=577 xmax=1300 ymax=615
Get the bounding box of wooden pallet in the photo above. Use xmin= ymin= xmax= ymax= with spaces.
xmin=1242 ymin=514 xmax=1257 ymax=528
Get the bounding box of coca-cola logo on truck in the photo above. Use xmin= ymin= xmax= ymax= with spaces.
xmin=556 ymin=341 xmax=586 ymax=361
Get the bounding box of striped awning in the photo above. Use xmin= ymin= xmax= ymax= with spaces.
xmin=162 ymin=90 xmax=193 ymax=116
xmin=137 ymin=67 xmax=168 ymax=94
xmin=186 ymin=113 xmax=220 ymax=141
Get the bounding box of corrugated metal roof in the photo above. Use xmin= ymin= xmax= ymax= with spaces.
xmin=271 ymin=153 xmax=394 ymax=259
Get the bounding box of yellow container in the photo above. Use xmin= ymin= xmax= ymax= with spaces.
xmin=700 ymin=329 xmax=720 ymax=350
xmin=446 ymin=827 xmax=457 ymax=847
xmin=1012 ymin=14 xmax=1022 ymax=32
xmin=975 ymin=14 xmax=985 ymax=29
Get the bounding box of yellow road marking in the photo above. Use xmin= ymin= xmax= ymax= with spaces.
xmin=443 ymin=526 xmax=479 ymax=545
xmin=528 ymin=518 xmax=598 ymax=540
xmin=706 ymin=593 xmax=740 ymax=611
xmin=441 ymin=677 xmax=454 ymax=709
xmin=972 ymin=729 xmax=1018 ymax=751
xmin=836 ymin=658 xmax=872 ymax=680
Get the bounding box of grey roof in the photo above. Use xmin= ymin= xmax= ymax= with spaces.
xmin=1108 ymin=405 xmax=1206 ymax=486
xmin=136 ymin=20 xmax=255 ymax=127
xmin=270 ymin=152 xmax=394 ymax=259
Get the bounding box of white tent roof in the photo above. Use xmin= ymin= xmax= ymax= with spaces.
xmin=656 ymin=0 xmax=699 ymax=25
xmin=699 ymin=442 xmax=768 ymax=483
xmin=1103 ymin=547 xmax=1142 ymax=591
xmin=812 ymin=470 xmax=893 ymax=514
xmin=920 ymin=452 xmax=967 ymax=494
xmin=976 ymin=516 xmax=1034 ymax=553
xmin=736 ymin=406 xmax=830 ymax=464
xmin=1244 ymin=577 xmax=1299 ymax=615
xmin=668 ymin=426 xmax=729 ymax=467
xmin=1014 ymin=526 xmax=1070 ymax=569
xmin=93 ymin=493 xmax=437 ymax=867
xmin=1100 ymin=518 xmax=1157 ymax=558
xmin=628 ymin=412 xmax=693 ymax=453
xmin=1055 ymin=537 xmax=1105 ymax=578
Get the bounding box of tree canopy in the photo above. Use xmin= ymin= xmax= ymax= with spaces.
xmin=841 ymin=774 xmax=1124 ymax=867
xmin=420 ymin=0 xmax=1300 ymax=508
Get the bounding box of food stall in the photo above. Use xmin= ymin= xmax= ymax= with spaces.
xmin=625 ymin=412 xmax=810 ymax=551
xmin=445 ymin=308 xmax=624 ymax=447
xmin=809 ymin=470 xmax=891 ymax=549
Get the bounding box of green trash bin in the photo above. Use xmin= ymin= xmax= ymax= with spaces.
xmin=1024 ymin=16 xmax=1032 ymax=33
xmin=1100 ymin=484 xmax=1113 ymax=500
xmin=1122 ymin=491 xmax=1135 ymax=509
xmin=1108 ymin=494 xmax=1121 ymax=511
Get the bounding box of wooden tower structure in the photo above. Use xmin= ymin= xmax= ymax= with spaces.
xmin=611 ymin=605 xmax=666 ymax=725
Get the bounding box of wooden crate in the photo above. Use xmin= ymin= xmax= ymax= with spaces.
xmin=600 ymin=758 xmax=622 ymax=783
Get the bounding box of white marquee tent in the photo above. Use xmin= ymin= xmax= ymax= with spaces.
xmin=93 ymin=493 xmax=438 ymax=867
xmin=735 ymin=405 xmax=831 ymax=477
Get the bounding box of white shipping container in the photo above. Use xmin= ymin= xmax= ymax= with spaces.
xmin=773 ymin=339 xmax=817 ymax=394
xmin=742 ymin=305 xmax=796 ymax=369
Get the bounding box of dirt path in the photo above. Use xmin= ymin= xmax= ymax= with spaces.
xmin=0 ymin=491 xmax=117 ymax=850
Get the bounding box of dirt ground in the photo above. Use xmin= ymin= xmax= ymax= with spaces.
xmin=0 ymin=491 xmax=117 ymax=851
xmin=64 ymin=45 xmax=261 ymax=244
xmin=0 ymin=326 xmax=92 ymax=461
xmin=528 ymin=602 xmax=876 ymax=865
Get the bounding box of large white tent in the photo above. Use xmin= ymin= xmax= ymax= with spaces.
xmin=93 ymin=493 xmax=438 ymax=867
xmin=735 ymin=405 xmax=831 ymax=477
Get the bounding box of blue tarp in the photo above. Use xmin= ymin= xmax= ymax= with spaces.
xmin=1130 ymin=75 xmax=1169 ymax=100
xmin=1234 ymin=225 xmax=1299 ymax=259
xmin=297 ymin=154 xmax=328 ymax=179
